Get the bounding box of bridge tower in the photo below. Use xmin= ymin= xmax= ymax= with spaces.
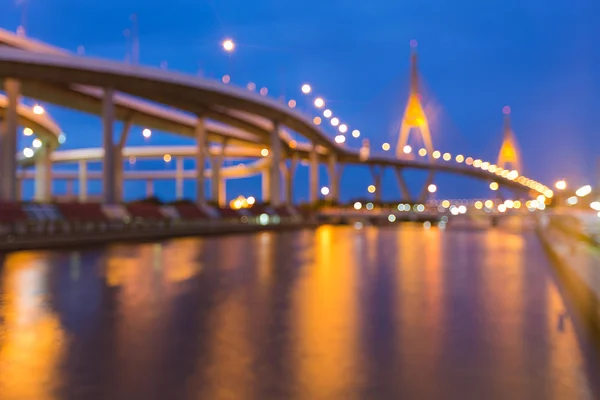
xmin=497 ymin=106 xmax=522 ymax=172
xmin=396 ymin=41 xmax=433 ymax=159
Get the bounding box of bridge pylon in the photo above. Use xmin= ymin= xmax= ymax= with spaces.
xmin=395 ymin=41 xmax=433 ymax=159
xmin=497 ymin=106 xmax=522 ymax=172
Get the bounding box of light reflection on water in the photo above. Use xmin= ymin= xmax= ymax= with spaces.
xmin=0 ymin=225 xmax=598 ymax=399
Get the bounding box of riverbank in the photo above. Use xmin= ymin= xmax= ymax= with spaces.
xmin=0 ymin=200 xmax=448 ymax=253
xmin=0 ymin=219 xmax=321 ymax=252
xmin=536 ymin=215 xmax=600 ymax=346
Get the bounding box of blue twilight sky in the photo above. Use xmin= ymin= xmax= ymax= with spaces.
xmin=1 ymin=0 xmax=599 ymax=202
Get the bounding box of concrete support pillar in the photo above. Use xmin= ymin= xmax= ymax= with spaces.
xmin=211 ymin=157 xmax=221 ymax=203
xmin=175 ymin=156 xmax=184 ymax=200
xmin=370 ymin=166 xmax=383 ymax=204
xmin=335 ymin=164 xmax=344 ymax=204
xmin=0 ymin=79 xmax=20 ymax=202
xmin=375 ymin=177 xmax=382 ymax=204
xmin=195 ymin=117 xmax=206 ymax=204
xmin=262 ymin=169 xmax=270 ymax=203
xmin=102 ymin=88 xmax=117 ymax=204
xmin=269 ymin=121 xmax=282 ymax=206
xmin=114 ymin=119 xmax=131 ymax=203
xmin=286 ymin=153 xmax=299 ymax=205
xmin=309 ymin=144 xmax=319 ymax=205
xmin=219 ymin=178 xmax=226 ymax=207
xmin=210 ymin=141 xmax=226 ymax=204
xmin=418 ymin=171 xmax=435 ymax=204
xmin=34 ymin=144 xmax=52 ymax=202
xmin=146 ymin=180 xmax=154 ymax=198
xmin=327 ymin=153 xmax=340 ymax=204
xmin=394 ymin=168 xmax=412 ymax=202
xmin=114 ymin=145 xmax=124 ymax=202
xmin=79 ymin=160 xmax=88 ymax=202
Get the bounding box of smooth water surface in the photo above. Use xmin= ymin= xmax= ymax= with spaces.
xmin=0 ymin=224 xmax=598 ymax=399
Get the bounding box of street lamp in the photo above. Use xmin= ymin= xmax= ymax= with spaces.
xmin=576 ymin=185 xmax=592 ymax=197
xmin=555 ymin=180 xmax=567 ymax=191
xmin=130 ymin=14 xmax=140 ymax=64
xmin=16 ymin=0 xmax=28 ymax=37
xmin=334 ymin=134 xmax=346 ymax=144
xmin=222 ymin=39 xmax=235 ymax=52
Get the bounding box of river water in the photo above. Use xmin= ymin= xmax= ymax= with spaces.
xmin=0 ymin=224 xmax=598 ymax=399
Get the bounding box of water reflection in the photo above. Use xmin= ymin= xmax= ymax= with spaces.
xmin=290 ymin=226 xmax=362 ymax=399
xmin=0 ymin=225 xmax=597 ymax=399
xmin=0 ymin=252 xmax=66 ymax=400
xmin=393 ymin=226 xmax=444 ymax=398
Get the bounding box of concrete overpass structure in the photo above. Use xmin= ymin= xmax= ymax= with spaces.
xmin=0 ymin=29 xmax=553 ymax=208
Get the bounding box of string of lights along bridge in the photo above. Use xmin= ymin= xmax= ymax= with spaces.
xmin=2 ymin=29 xmax=598 ymax=218
xmin=216 ymin=38 xmax=554 ymax=207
